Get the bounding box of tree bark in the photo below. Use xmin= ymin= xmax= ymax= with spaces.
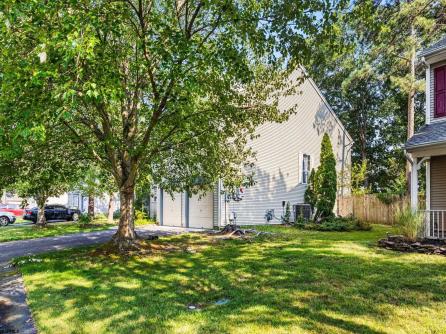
xmin=407 ymin=23 xmax=416 ymax=192
xmin=88 ymin=194 xmax=95 ymax=219
xmin=107 ymin=192 xmax=115 ymax=223
xmin=112 ymin=187 xmax=137 ymax=249
xmin=36 ymin=196 xmax=47 ymax=227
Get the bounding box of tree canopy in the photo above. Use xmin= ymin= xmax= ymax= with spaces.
xmin=308 ymin=0 xmax=446 ymax=192
xmin=3 ymin=121 xmax=85 ymax=226
xmin=0 ymin=0 xmax=342 ymax=248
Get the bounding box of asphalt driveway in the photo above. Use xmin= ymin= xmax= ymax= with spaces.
xmin=0 ymin=225 xmax=199 ymax=263
xmin=0 ymin=225 xmax=201 ymax=333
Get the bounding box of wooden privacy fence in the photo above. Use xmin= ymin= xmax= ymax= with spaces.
xmin=337 ymin=194 xmax=426 ymax=225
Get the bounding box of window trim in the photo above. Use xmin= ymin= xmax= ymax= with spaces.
xmin=434 ymin=64 xmax=446 ymax=118
xmin=302 ymin=154 xmax=311 ymax=184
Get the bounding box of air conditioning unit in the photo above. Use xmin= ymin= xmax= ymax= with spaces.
xmin=293 ymin=203 xmax=312 ymax=221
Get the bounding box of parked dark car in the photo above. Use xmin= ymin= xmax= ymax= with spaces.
xmin=23 ymin=205 xmax=80 ymax=223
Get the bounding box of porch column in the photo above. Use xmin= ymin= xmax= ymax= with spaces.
xmin=426 ymin=159 xmax=430 ymax=211
xmin=411 ymin=158 xmax=418 ymax=212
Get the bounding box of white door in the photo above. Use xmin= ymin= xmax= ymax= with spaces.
xmin=188 ymin=193 xmax=214 ymax=229
xmin=163 ymin=193 xmax=183 ymax=227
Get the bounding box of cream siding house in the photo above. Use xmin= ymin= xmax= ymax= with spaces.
xmin=155 ymin=69 xmax=352 ymax=229
xmin=406 ymin=35 xmax=446 ymax=239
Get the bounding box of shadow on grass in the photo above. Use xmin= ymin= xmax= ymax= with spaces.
xmin=19 ymin=228 xmax=446 ymax=334
xmin=0 ymin=220 xmax=115 ymax=243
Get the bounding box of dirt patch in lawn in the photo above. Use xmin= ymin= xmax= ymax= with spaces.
xmin=77 ymin=223 xmax=115 ymax=229
xmin=87 ymin=235 xmax=214 ymax=258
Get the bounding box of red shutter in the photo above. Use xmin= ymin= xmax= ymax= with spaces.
xmin=435 ymin=65 xmax=446 ymax=118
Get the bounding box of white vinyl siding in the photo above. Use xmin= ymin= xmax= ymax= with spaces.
xmin=159 ymin=68 xmax=351 ymax=228
xmin=228 ymin=70 xmax=351 ymax=225
xmin=430 ymin=156 xmax=446 ymax=210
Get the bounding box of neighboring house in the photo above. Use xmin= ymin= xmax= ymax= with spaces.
xmin=0 ymin=191 xmax=69 ymax=209
xmin=406 ymin=35 xmax=446 ymax=239
xmin=66 ymin=191 xmax=116 ymax=214
xmin=1 ymin=190 xmax=114 ymax=214
xmin=154 ymin=68 xmax=352 ymax=229
xmin=1 ymin=191 xmax=22 ymax=207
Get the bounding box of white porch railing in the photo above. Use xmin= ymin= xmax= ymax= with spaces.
xmin=423 ymin=210 xmax=446 ymax=239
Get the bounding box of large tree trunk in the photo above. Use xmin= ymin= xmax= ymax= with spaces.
xmin=107 ymin=192 xmax=115 ymax=223
xmin=88 ymin=194 xmax=95 ymax=219
xmin=359 ymin=127 xmax=368 ymax=189
xmin=407 ymin=23 xmax=416 ymax=192
xmin=112 ymin=187 xmax=137 ymax=249
xmin=36 ymin=196 xmax=47 ymax=227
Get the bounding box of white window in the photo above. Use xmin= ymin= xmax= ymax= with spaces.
xmin=302 ymin=154 xmax=311 ymax=184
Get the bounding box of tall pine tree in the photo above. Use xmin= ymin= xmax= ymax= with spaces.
xmin=308 ymin=0 xmax=446 ymax=192
xmin=315 ymin=134 xmax=337 ymax=220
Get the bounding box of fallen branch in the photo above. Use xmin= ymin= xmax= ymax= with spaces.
xmin=215 ymin=224 xmax=275 ymax=238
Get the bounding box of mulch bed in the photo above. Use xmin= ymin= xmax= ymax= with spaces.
xmin=378 ymin=234 xmax=446 ymax=256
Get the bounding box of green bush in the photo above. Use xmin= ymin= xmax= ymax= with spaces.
xmin=294 ymin=216 xmax=371 ymax=232
xmin=134 ymin=210 xmax=156 ymax=226
xmin=94 ymin=213 xmax=107 ymax=220
xmin=78 ymin=213 xmax=92 ymax=225
xmin=304 ymin=169 xmax=317 ymax=210
xmin=283 ymin=202 xmax=291 ymax=223
xmin=395 ymin=207 xmax=424 ymax=242
xmin=110 ymin=209 xmax=154 ymax=225
xmin=135 ymin=210 xmax=147 ymax=221
xmin=376 ymin=193 xmax=402 ymax=205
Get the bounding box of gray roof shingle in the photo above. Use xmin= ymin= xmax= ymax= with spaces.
xmin=419 ymin=35 xmax=446 ymax=58
xmin=406 ymin=121 xmax=446 ymax=149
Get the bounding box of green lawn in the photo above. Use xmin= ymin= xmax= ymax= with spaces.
xmin=17 ymin=225 xmax=446 ymax=334
xmin=0 ymin=220 xmax=115 ymax=242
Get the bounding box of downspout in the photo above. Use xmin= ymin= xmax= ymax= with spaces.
xmin=341 ymin=132 xmax=346 ymax=196
xmin=340 ymin=131 xmax=354 ymax=196
xmin=217 ymin=179 xmax=222 ymax=228
xmin=159 ymin=188 xmax=164 ymax=226
xmin=185 ymin=192 xmax=189 ymax=228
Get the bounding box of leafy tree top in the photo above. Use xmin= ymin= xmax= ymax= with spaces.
xmin=0 ymin=0 xmax=342 ymax=195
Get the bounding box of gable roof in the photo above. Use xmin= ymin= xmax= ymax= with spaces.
xmin=419 ymin=35 xmax=446 ymax=58
xmin=406 ymin=121 xmax=446 ymax=150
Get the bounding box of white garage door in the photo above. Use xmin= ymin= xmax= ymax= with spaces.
xmin=188 ymin=193 xmax=214 ymax=229
xmin=163 ymin=193 xmax=183 ymax=227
